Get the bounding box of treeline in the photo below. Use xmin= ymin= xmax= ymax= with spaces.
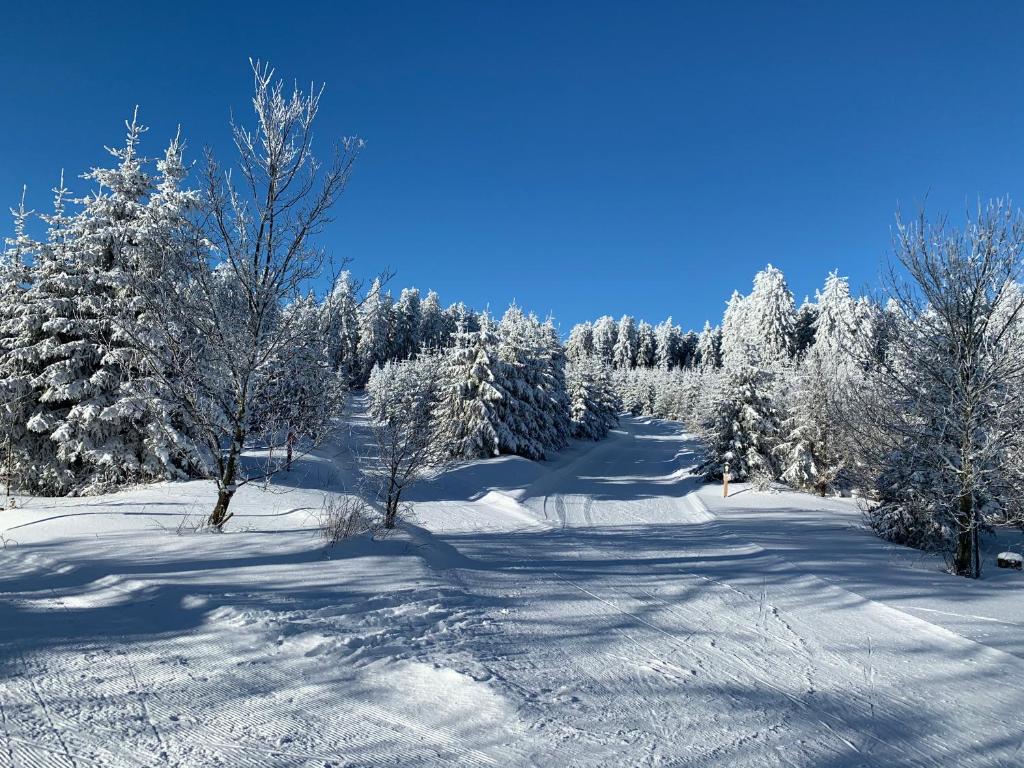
xmin=587 ymin=215 xmax=1024 ymax=579
xmin=0 ymin=63 xmax=621 ymax=528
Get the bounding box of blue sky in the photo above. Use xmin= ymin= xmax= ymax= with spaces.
xmin=2 ymin=1 xmax=1022 ymax=332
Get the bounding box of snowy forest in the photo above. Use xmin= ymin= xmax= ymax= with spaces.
xmin=2 ymin=63 xmax=1024 ymax=583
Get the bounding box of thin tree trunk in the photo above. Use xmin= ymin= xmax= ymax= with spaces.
xmin=953 ymin=492 xmax=975 ymax=577
xmin=208 ymin=424 xmax=244 ymax=529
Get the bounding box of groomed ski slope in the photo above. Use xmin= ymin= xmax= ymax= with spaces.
xmin=1 ymin=416 xmax=1023 ymax=767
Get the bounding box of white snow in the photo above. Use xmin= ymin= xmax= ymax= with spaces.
xmin=1 ymin=415 xmax=1023 ymax=766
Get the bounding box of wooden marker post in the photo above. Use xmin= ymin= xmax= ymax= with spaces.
xmin=723 ymin=462 xmax=730 ymax=498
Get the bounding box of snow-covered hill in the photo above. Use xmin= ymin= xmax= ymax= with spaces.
xmin=1 ymin=416 xmax=1022 ymax=766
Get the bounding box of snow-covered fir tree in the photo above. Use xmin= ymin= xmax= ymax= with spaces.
xmin=592 ymin=315 xmax=617 ymax=366
xmin=356 ymin=278 xmax=394 ymax=384
xmin=698 ymin=365 xmax=781 ymax=482
xmin=323 ymin=271 xmax=361 ymax=381
xmin=436 ymin=318 xmax=504 ymax=459
xmin=654 ymin=317 xmax=682 ymax=369
xmin=793 ymin=299 xmax=819 ymax=358
xmin=565 ymin=322 xmax=594 ymax=362
xmin=392 ymin=287 xmax=422 ymax=360
xmin=612 ymin=315 xmax=638 ymax=369
xmin=719 ymin=291 xmax=752 ymax=369
xmin=746 ymin=264 xmax=796 ymax=364
xmin=566 ymin=355 xmax=620 ymax=440
xmin=419 ymin=290 xmax=447 ymax=350
xmin=696 ymin=321 xmax=720 ymax=370
xmin=635 ymin=321 xmax=657 ymax=368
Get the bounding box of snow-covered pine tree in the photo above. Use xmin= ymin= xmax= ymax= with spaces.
xmin=566 ymin=355 xmax=620 ymax=440
xmin=493 ymin=305 xmax=554 ymax=459
xmin=793 ymin=299 xmax=819 ymax=358
xmin=0 ymin=190 xmax=36 ymax=493
xmin=612 ymin=315 xmax=638 ymax=369
xmin=636 ymin=320 xmax=657 ymax=368
xmin=539 ymin=317 xmax=572 ymax=450
xmin=696 ymin=321 xmax=720 ymax=370
xmin=392 ymin=287 xmax=422 ymax=360
xmin=356 ymin=278 xmax=394 ymax=384
xmin=719 ymin=291 xmax=752 ymax=369
xmin=323 ymin=271 xmax=361 ymax=381
xmin=698 ymin=365 xmax=781 ymax=483
xmin=746 ymin=264 xmax=796 ymax=364
xmin=565 ymin=322 xmax=595 ymax=362
xmin=778 ymin=352 xmax=844 ymax=495
xmin=436 ymin=318 xmax=504 ymax=459
xmin=419 ymin=290 xmax=447 ymax=350
xmin=592 ymin=315 xmax=617 ymax=366
xmin=813 ymin=271 xmax=857 ymax=356
xmin=654 ymin=317 xmax=682 ymax=370
xmin=679 ymin=330 xmax=699 ymax=369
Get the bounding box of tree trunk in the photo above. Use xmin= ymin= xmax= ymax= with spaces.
xmin=952 ymin=492 xmax=977 ymax=577
xmin=208 ymin=429 xmax=243 ymax=530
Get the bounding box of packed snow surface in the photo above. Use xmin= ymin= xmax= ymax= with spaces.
xmin=1 ymin=416 xmax=1023 ymax=766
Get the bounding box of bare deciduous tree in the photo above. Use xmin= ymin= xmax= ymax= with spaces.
xmin=128 ymin=61 xmax=362 ymax=529
xmin=365 ymin=356 xmax=447 ymax=529
xmin=848 ymin=201 xmax=1024 ymax=577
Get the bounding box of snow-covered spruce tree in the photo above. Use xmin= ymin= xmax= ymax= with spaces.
xmin=698 ymin=365 xmax=781 ymax=483
xmin=636 ymin=321 xmax=657 ymax=368
xmin=356 ymin=278 xmax=394 ymax=384
xmin=612 ymin=315 xmax=638 ymax=369
xmin=14 ymin=117 xmax=201 ymax=494
xmin=565 ymin=322 xmax=595 ymax=362
xmin=679 ymin=330 xmax=699 ymax=369
xmin=746 ymin=264 xmax=796 ymax=364
xmin=494 ymin=305 xmax=564 ymax=459
xmin=793 ymin=299 xmax=819 ymax=358
xmin=565 ymin=354 xmax=620 ymax=440
xmin=851 ymin=203 xmax=1024 ymax=577
xmin=778 ymin=352 xmax=845 ymax=496
xmin=654 ymin=318 xmax=683 ymax=370
xmin=392 ymin=287 xmax=422 ymax=361
xmin=719 ymin=290 xmax=752 ymax=369
xmin=0 ymin=190 xmax=36 ymax=495
xmin=419 ymin=290 xmax=447 ymax=350
xmin=323 ymin=271 xmax=361 ymax=382
xmin=127 ymin=62 xmax=362 ymax=529
xmin=436 ymin=319 xmax=504 ymax=459
xmin=696 ymin=321 xmax=720 ymax=370
xmin=592 ymin=315 xmax=617 ymax=366
xmin=1 ymin=178 xmax=77 ymax=493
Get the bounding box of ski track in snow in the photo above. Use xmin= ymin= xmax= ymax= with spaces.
xmin=1 ymin=415 xmax=1023 ymax=766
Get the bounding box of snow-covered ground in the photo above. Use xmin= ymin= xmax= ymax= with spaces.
xmin=1 ymin=416 xmax=1023 ymax=767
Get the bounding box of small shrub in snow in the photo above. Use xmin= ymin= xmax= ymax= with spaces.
xmin=318 ymin=494 xmax=378 ymax=547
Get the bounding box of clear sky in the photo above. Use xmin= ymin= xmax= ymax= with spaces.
xmin=2 ymin=1 xmax=1022 ymax=332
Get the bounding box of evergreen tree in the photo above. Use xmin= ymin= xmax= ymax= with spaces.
xmin=635 ymin=321 xmax=657 ymax=368
xmin=747 ymin=264 xmax=796 ymax=364
xmin=654 ymin=317 xmax=682 ymax=369
xmin=393 ymin=287 xmax=422 ymax=360
xmin=356 ymin=278 xmax=393 ymax=383
xmin=720 ymin=291 xmax=751 ymax=369
xmin=793 ymin=299 xmax=819 ymax=358
xmin=419 ymin=290 xmax=447 ymax=350
xmin=696 ymin=321 xmax=720 ymax=370
xmin=565 ymin=322 xmax=594 ymax=361
xmin=566 ymin=355 xmax=620 ymax=439
xmin=437 ymin=319 xmax=504 ymax=458
xmin=612 ymin=314 xmax=638 ymax=369
xmin=698 ymin=365 xmax=781 ymax=482
xmin=592 ymin=315 xmax=617 ymax=365
xmin=324 ymin=271 xmax=361 ymax=381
